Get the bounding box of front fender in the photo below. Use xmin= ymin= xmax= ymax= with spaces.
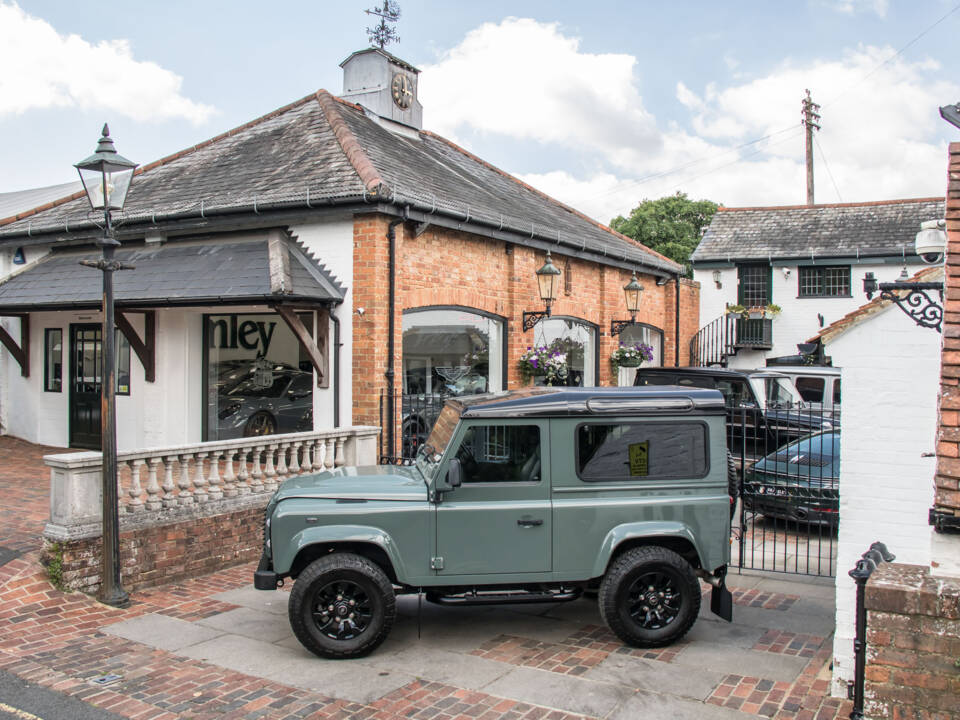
xmin=590 ymin=521 xmax=703 ymax=578
xmin=274 ymin=524 xmax=410 ymax=583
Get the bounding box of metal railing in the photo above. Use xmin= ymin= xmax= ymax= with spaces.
xmin=690 ymin=315 xmax=774 ymax=367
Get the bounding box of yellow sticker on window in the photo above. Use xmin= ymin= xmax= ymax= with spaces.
xmin=628 ymin=441 xmax=649 ymax=476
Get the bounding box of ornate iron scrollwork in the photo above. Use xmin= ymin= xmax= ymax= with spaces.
xmin=610 ymin=319 xmax=635 ymax=336
xmin=863 ymin=274 xmax=943 ymax=333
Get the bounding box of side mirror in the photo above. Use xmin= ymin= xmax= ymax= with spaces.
xmin=446 ymin=458 xmax=462 ymax=488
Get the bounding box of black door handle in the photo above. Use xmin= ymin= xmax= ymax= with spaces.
xmin=517 ymin=518 xmax=543 ymax=527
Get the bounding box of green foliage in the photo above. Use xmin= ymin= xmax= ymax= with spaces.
xmin=610 ymin=192 xmax=719 ymax=276
xmin=44 ymin=541 xmax=66 ymax=591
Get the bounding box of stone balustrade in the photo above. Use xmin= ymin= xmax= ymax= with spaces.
xmin=44 ymin=426 xmax=379 ymax=542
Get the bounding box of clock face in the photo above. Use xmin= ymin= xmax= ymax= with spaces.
xmin=391 ymin=73 xmax=413 ymax=109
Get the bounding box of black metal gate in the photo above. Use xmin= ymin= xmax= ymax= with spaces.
xmin=730 ymin=405 xmax=839 ymax=577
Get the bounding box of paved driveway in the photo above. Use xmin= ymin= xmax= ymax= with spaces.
xmin=0 ymin=436 xmax=68 ymax=558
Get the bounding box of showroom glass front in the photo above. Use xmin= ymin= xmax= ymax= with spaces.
xmin=534 ymin=317 xmax=597 ymax=386
xmin=402 ymin=308 xmax=505 ymax=396
xmin=204 ymin=313 xmax=314 ymax=441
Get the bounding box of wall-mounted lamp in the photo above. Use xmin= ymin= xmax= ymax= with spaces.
xmin=522 ymin=250 xmax=562 ymax=331
xmin=12 ymin=247 xmax=25 ymax=265
xmin=611 ymin=271 xmax=644 ymax=336
xmin=863 ymin=270 xmax=943 ymax=332
xmin=712 ymin=269 xmax=722 ymax=289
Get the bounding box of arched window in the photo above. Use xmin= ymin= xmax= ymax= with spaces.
xmin=615 ymin=323 xmax=664 ymax=386
xmin=531 ymin=317 xmax=598 ymax=386
xmin=402 ymin=307 xmax=506 ymax=396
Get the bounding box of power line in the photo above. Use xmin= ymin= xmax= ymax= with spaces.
xmin=814 ymin=135 xmax=843 ymax=203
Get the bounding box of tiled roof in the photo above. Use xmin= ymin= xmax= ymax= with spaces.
xmin=692 ymin=198 xmax=945 ymax=263
xmin=0 ymin=92 xmax=680 ymax=275
xmin=0 ymin=181 xmax=83 ymax=222
xmin=808 ymin=265 xmax=943 ymax=345
xmin=0 ymin=234 xmax=344 ymax=311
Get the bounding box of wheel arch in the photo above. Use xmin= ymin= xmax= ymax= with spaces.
xmin=281 ymin=526 xmax=407 ymax=584
xmin=591 ymin=523 xmax=703 ymax=578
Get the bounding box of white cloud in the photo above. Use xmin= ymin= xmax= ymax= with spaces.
xmin=0 ymin=2 xmax=214 ymax=123
xmin=823 ymin=0 xmax=889 ymax=17
xmin=422 ymin=19 xmax=957 ymax=220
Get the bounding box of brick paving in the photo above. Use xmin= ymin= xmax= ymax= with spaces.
xmin=0 ymin=435 xmax=69 ymax=555
xmin=0 ymin=437 xmax=853 ymax=720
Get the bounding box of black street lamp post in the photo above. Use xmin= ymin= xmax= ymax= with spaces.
xmin=75 ymin=124 xmax=137 ymax=607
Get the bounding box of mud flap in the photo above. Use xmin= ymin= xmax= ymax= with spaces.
xmin=710 ymin=576 xmax=733 ymax=622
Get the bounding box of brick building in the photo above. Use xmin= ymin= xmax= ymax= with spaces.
xmin=0 ymin=48 xmax=698 ymax=455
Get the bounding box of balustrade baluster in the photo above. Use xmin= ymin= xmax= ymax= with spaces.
xmin=162 ymin=456 xmax=177 ymax=508
xmin=236 ymin=447 xmax=250 ymax=494
xmin=178 ymin=453 xmax=194 ymax=504
xmin=313 ymin=439 xmax=324 ymax=471
xmin=145 ymin=457 xmax=162 ymax=511
xmin=276 ymin=443 xmax=289 ymax=480
xmin=222 ymin=449 xmax=237 ymax=497
xmin=324 ymin=438 xmax=335 ymax=470
xmin=194 ymin=452 xmax=209 ymax=503
xmin=264 ymin=444 xmax=278 ymax=492
xmin=208 ymin=450 xmax=223 ymax=500
xmin=250 ymin=445 xmax=265 ymax=493
xmin=127 ymin=459 xmax=145 ymax=512
xmin=334 ymin=437 xmax=346 ymax=468
xmin=288 ymin=441 xmax=301 ymax=474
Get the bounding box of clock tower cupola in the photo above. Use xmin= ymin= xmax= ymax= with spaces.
xmin=340 ymin=48 xmax=423 ymax=132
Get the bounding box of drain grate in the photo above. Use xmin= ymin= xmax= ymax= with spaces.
xmin=89 ymin=674 xmax=123 ymax=687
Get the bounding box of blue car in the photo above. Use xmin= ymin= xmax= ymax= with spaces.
xmin=742 ymin=431 xmax=840 ymax=527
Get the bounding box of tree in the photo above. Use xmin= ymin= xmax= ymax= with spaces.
xmin=610 ymin=192 xmax=719 ymax=276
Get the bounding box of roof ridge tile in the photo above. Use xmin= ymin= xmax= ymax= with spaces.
xmin=315 ymin=90 xmax=387 ymax=196
xmin=719 ymin=197 xmax=943 ymax=213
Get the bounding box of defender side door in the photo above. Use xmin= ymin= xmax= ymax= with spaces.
xmin=435 ymin=420 xmax=551 ymax=576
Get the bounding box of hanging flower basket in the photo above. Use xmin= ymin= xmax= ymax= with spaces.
xmin=611 ymin=342 xmax=654 ymax=369
xmin=519 ymin=342 xmax=573 ymax=385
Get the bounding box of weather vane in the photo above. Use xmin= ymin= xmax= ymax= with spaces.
xmin=365 ymin=1 xmax=401 ymax=49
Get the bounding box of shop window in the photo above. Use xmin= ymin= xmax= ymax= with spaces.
xmin=577 ymin=422 xmax=707 ymax=481
xmin=798 ymin=266 xmax=851 ymax=297
xmin=532 ymin=317 xmax=597 ymax=386
xmin=205 ymin=312 xmax=314 ymax=441
xmin=402 ymin=308 xmax=505 ymax=397
xmin=618 ymin=323 xmax=663 ymax=367
xmin=44 ymin=329 xmax=62 ymax=392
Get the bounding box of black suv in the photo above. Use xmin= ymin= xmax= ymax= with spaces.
xmin=633 ymin=367 xmax=836 ymax=453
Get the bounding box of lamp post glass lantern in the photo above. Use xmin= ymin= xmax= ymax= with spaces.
xmin=75 ymin=124 xmax=137 ymax=608
xmin=611 ymin=271 xmax=644 ymax=336
xmin=523 ymin=250 xmax=563 ymax=331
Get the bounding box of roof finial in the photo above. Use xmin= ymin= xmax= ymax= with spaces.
xmin=365 ymin=1 xmax=401 ymax=49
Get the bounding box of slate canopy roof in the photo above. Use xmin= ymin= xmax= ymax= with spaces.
xmin=692 ymin=197 xmax=945 ymax=264
xmin=0 ymin=90 xmax=681 ymax=276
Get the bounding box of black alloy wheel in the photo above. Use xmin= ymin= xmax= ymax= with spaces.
xmin=599 ymin=546 xmax=700 ymax=648
xmin=288 ymin=553 xmax=396 ymax=659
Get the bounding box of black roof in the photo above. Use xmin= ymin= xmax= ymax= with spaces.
xmin=0 ymin=234 xmax=344 ymax=311
xmin=692 ymin=198 xmax=945 ymax=263
xmin=633 ymin=367 xmax=788 ymax=379
xmin=453 ymin=386 xmax=725 ymax=418
xmin=0 ymin=92 xmax=680 ymax=276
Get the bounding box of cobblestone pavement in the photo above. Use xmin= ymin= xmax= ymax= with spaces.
xmin=0 ymin=438 xmax=853 ymax=720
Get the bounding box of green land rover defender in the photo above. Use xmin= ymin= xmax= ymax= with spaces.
xmin=255 ymin=386 xmax=734 ymax=659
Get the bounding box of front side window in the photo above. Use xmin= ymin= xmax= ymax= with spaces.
xmin=764 ymin=378 xmax=798 ymax=409
xmin=455 ymin=424 xmax=541 ymax=483
xmin=798 ymin=266 xmax=851 ymax=297
xmin=577 ymin=423 xmax=707 ymax=481
xmin=402 ymin=308 xmax=504 ymax=396
xmin=44 ymin=329 xmax=62 ymax=392
xmin=833 ymin=377 xmax=842 ymax=405
xmin=794 ymin=377 xmax=825 ymax=403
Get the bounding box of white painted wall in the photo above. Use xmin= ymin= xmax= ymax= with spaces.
xmin=693 ymin=262 xmax=923 ymax=368
xmin=826 ymin=303 xmax=941 ymax=696
xmin=289 ymin=219 xmax=354 ymax=428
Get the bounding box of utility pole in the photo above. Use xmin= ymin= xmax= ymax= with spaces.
xmin=802 ymin=89 xmax=821 ymax=206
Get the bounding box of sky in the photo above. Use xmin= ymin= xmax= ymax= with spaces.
xmin=1 ymin=0 xmax=959 ymax=223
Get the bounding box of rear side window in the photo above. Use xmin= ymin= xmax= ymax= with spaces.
xmin=794 ymin=377 xmax=825 ymax=403
xmin=577 ymin=423 xmax=708 ymax=481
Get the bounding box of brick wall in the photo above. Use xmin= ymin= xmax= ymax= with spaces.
xmin=936 ymin=142 xmax=960 ymax=520
xmin=42 ymin=504 xmax=266 ymax=594
xmin=863 ymin=563 xmax=960 ymax=719
xmin=350 ymin=212 xmax=700 ymax=426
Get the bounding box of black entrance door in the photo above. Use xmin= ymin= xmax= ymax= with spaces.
xmin=70 ymin=324 xmax=102 ymax=449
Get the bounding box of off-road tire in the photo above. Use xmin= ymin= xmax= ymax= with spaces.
xmin=727 ymin=451 xmax=740 ymax=520
xmin=598 ymin=546 xmax=701 ymax=648
xmin=288 ymin=553 xmax=396 ymax=659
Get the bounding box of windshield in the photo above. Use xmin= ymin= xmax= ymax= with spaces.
xmin=764 ymin=377 xmax=799 ymax=409
xmin=414 ymin=403 xmax=462 ymax=476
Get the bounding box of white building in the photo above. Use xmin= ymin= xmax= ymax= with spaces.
xmin=690 ymin=198 xmax=944 ymax=369
xmin=800 ymin=266 xmax=944 ymax=695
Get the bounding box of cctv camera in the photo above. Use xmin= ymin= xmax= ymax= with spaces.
xmin=915 ymin=220 xmax=946 ymax=265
